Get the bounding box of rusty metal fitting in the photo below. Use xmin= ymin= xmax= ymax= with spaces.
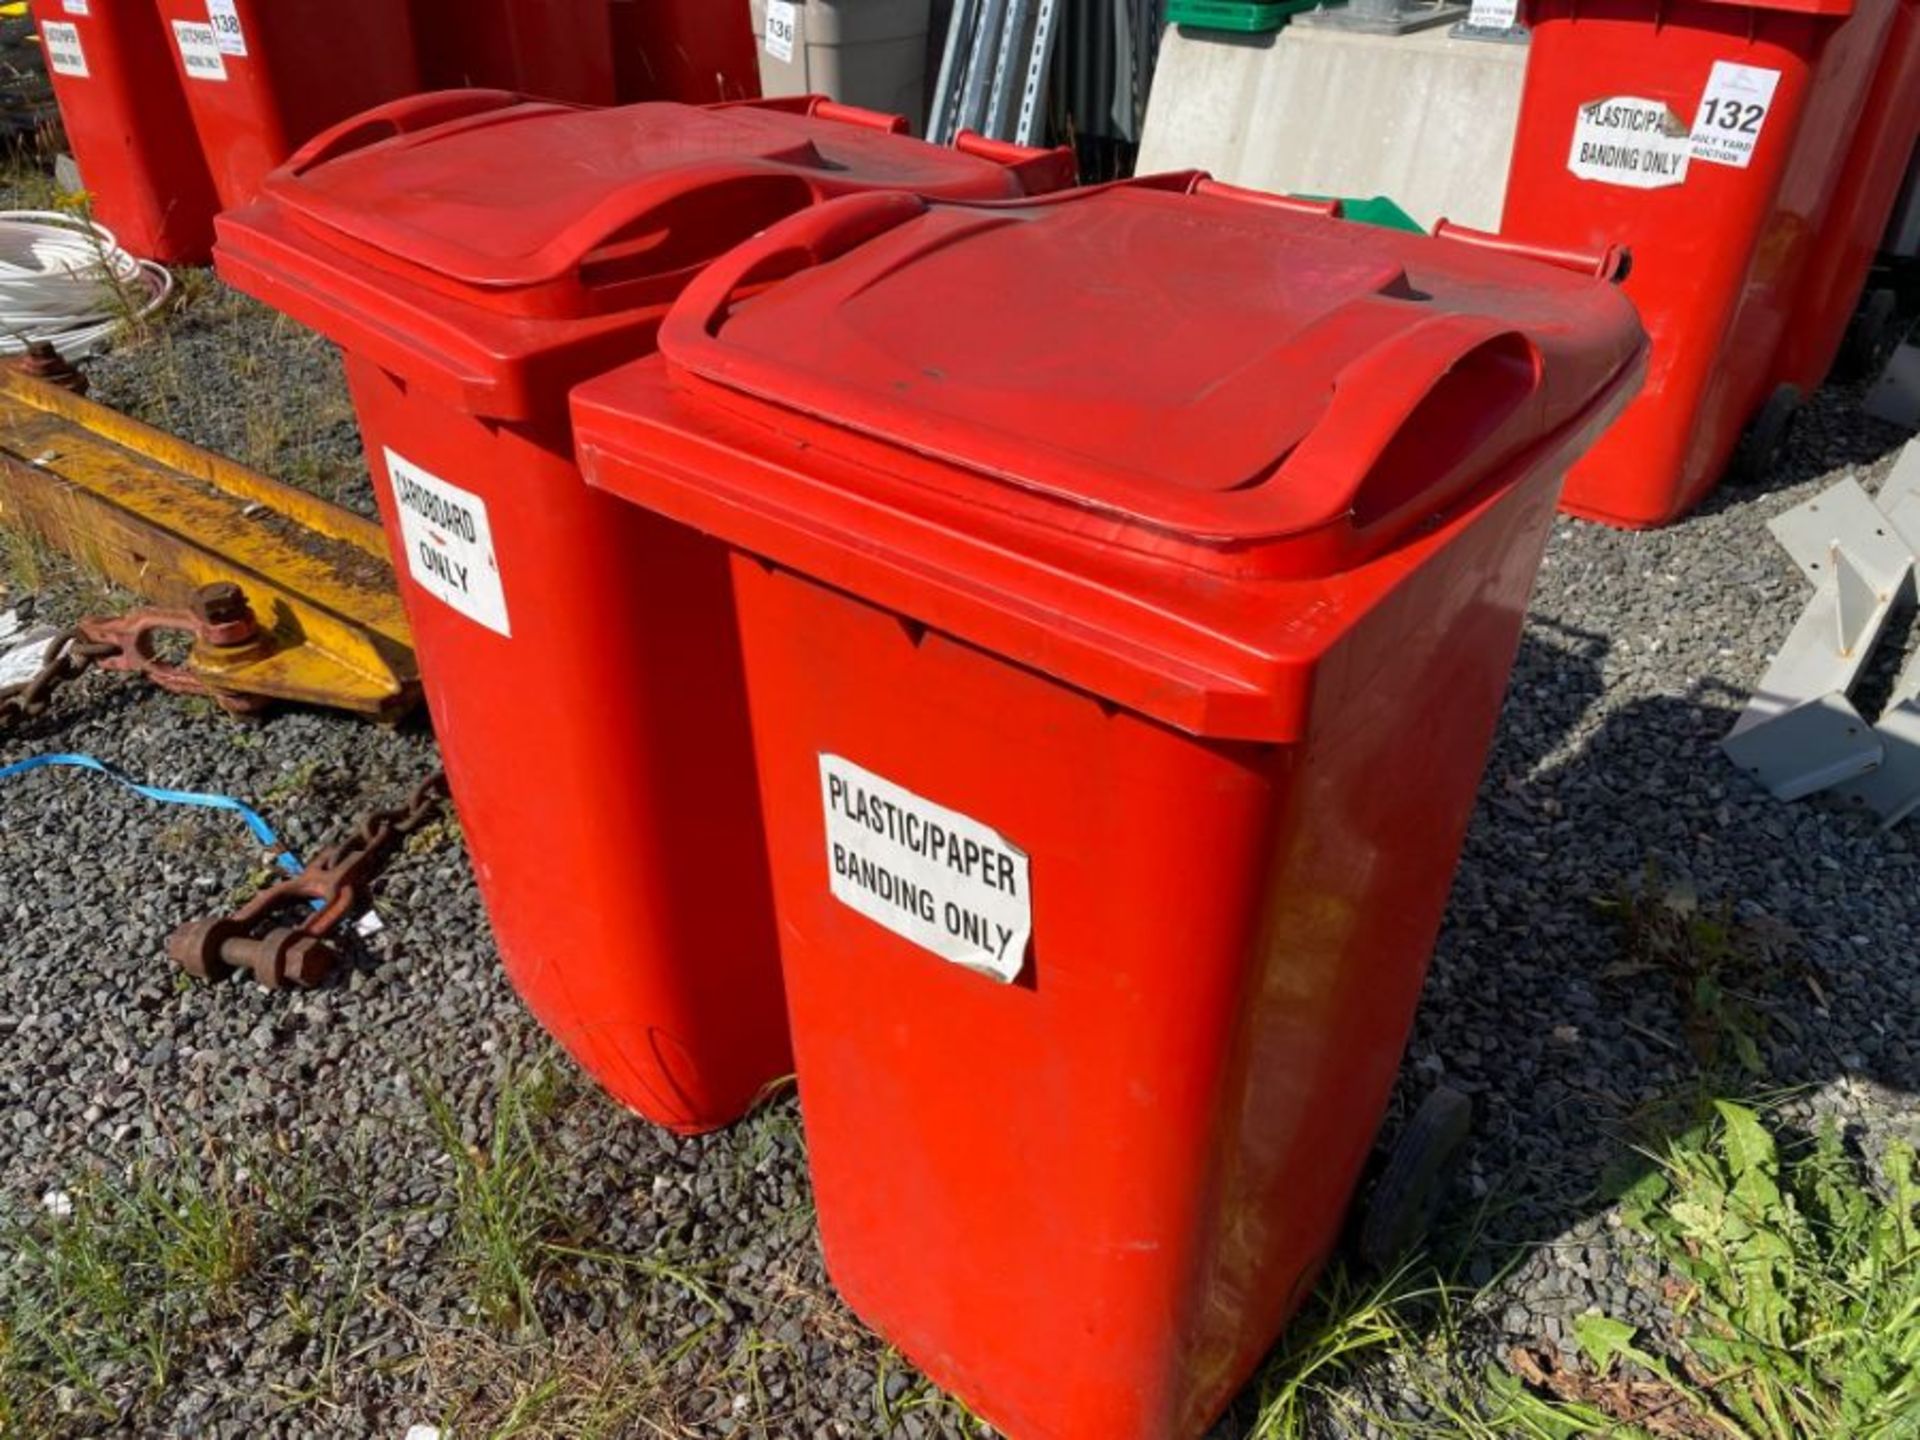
xmin=16 ymin=340 xmax=89 ymax=395
xmin=191 ymin=581 xmax=256 ymax=635
xmin=168 ymin=919 xmax=339 ymax=989
xmin=77 ymin=600 xmax=269 ymax=714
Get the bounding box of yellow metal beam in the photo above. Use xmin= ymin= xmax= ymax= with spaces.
xmin=0 ymin=369 xmax=417 ymax=717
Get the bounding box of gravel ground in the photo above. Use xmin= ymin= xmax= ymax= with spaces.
xmin=4 ymin=254 xmax=1919 ymax=1437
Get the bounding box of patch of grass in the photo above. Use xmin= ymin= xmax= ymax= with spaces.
xmin=1595 ymin=864 xmax=1802 ymax=1076
xmin=1559 ymin=1102 xmax=1920 ymax=1437
xmin=409 ymin=1316 xmax=683 ymax=1440
xmin=424 ymin=1064 xmax=581 ymax=1333
xmin=0 ymin=1140 xmax=322 ymax=1437
xmin=1246 ymin=1100 xmax=1920 ymax=1439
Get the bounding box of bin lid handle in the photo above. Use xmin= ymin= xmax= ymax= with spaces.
xmin=1277 ymin=315 xmax=1543 ymax=550
xmin=664 ymin=191 xmax=932 ymax=344
xmin=282 ymin=90 xmax=563 ymax=177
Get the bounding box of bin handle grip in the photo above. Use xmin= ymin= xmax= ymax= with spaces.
xmin=1432 ymin=219 xmax=1632 ymax=283
xmin=661 ymin=191 xmax=931 ymax=347
xmin=284 ymin=90 xmax=546 ymax=175
xmin=954 ymin=131 xmax=1082 ymax=192
xmin=1277 ymin=315 xmax=1543 ymax=547
xmin=1189 ymin=177 xmax=1344 ymax=219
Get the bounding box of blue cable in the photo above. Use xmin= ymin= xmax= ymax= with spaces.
xmin=0 ymin=752 xmax=305 ymax=876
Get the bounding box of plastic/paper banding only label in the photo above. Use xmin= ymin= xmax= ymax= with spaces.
xmin=1690 ymin=62 xmax=1780 ymax=169
xmin=39 ymin=21 xmax=87 ymax=77
xmin=206 ymin=0 xmax=249 ymax=57
xmin=1567 ymin=97 xmax=1691 ymax=190
xmin=382 ymin=449 xmax=512 ymax=637
xmin=820 ymin=755 xmax=1032 ymax=984
xmin=764 ymin=0 xmax=798 ymax=63
xmin=171 ymin=20 xmax=228 ymax=81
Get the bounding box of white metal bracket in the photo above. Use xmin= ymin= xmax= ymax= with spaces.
xmin=1723 ymin=459 xmax=1918 ymax=805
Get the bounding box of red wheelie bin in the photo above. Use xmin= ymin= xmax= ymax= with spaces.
xmin=412 ymin=0 xmax=619 ymax=104
xmin=28 ymin=0 xmax=218 ymax=262
xmin=214 ymin=91 xmax=1075 ymax=1133
xmin=573 ymin=181 xmax=1646 ymax=1433
xmin=153 ymin=0 xmax=422 ymax=209
xmin=1502 ymin=0 xmax=1901 ymax=527
xmin=610 ymin=0 xmax=759 ymax=103
xmin=1771 ymin=0 xmax=1920 ymax=386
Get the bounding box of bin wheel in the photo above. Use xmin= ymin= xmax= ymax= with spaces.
xmin=1726 ymin=384 xmax=1804 ymax=489
xmin=1356 ymin=1085 xmax=1473 ymax=1270
xmin=1840 ymin=288 xmax=1903 ymax=381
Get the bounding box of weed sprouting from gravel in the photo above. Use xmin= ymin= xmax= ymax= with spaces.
xmin=424 ymin=1064 xmax=579 ymax=1334
xmin=1245 ymin=1100 xmax=1920 ymax=1439
xmin=1595 ymin=864 xmax=1803 ymax=1077
xmin=0 ymin=1141 xmax=320 ymax=1436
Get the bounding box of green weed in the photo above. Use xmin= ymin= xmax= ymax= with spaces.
xmin=1595 ymin=865 xmax=1801 ymax=1076
xmin=1248 ymin=1101 xmax=1919 ymax=1439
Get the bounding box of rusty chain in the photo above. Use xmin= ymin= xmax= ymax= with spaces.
xmin=0 ymin=625 xmax=123 ymax=731
xmin=0 ymin=583 xmax=268 ymax=736
xmin=165 ymin=768 xmax=451 ymax=990
xmin=4 ymin=580 xmax=449 ymax=991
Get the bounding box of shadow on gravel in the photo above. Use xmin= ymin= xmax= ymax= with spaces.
xmin=1205 ymin=607 xmax=1919 ymax=1435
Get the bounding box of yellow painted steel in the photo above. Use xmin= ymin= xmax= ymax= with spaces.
xmin=0 ymin=369 xmax=417 ymax=716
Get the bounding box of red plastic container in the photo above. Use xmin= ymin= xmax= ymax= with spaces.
xmin=213 ymin=91 xmax=1075 ymax=1133
xmin=573 ymin=181 xmax=1646 ymax=1435
xmin=28 ymin=0 xmax=218 ymax=263
xmin=1772 ymin=0 xmax=1920 ymax=386
xmin=153 ymin=0 xmax=422 ymax=209
xmin=1502 ymin=0 xmax=1897 ymax=527
xmin=412 ymin=0 xmax=619 ymax=104
xmin=609 ymin=0 xmax=759 ymax=103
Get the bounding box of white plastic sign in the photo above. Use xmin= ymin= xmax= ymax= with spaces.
xmin=40 ymin=22 xmax=88 ymax=77
xmin=820 ymin=755 xmax=1032 ymax=984
xmin=383 ymin=449 xmax=512 ymax=637
xmin=206 ymin=0 xmax=249 ymax=57
xmin=1568 ymin=97 xmax=1691 ymax=190
xmin=1690 ymin=62 xmax=1780 ymax=169
xmin=1467 ymin=0 xmax=1519 ymax=28
xmin=171 ymin=20 xmax=227 ymax=81
xmin=764 ymin=0 xmax=798 ymax=63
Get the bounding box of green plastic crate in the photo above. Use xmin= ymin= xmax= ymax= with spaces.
xmin=1166 ymin=0 xmax=1321 ymax=32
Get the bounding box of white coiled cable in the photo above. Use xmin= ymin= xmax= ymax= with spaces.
xmin=0 ymin=210 xmax=173 ymax=361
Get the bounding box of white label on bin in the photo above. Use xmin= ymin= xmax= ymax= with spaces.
xmin=1568 ymin=96 xmax=1691 ymax=189
xmin=1466 ymin=0 xmax=1518 ymax=28
xmin=383 ymin=449 xmax=512 ymax=637
xmin=41 ymin=21 xmax=87 ymax=76
xmin=60 ymin=1 xmax=90 ymax=17
xmin=1689 ymin=62 xmax=1780 ymax=169
xmin=172 ymin=20 xmax=228 ymax=80
xmin=820 ymin=755 xmax=1032 ymax=985
xmin=206 ymin=0 xmax=249 ymax=56
xmin=764 ymin=0 xmax=798 ymax=62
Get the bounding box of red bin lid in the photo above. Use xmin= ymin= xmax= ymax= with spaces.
xmin=212 ymin=91 xmax=1075 ymax=417
xmin=574 ymin=181 xmax=1648 ymax=740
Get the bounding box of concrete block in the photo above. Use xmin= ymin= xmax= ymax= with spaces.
xmin=1137 ymin=22 xmax=1526 ymax=231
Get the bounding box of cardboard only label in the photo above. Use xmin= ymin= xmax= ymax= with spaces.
xmin=1690 ymin=61 xmax=1781 ymax=169
xmin=383 ymin=449 xmax=512 ymax=637
xmin=206 ymin=0 xmax=249 ymax=57
xmin=1569 ymin=96 xmax=1691 ymax=190
xmin=172 ymin=20 xmax=228 ymax=81
xmin=764 ymin=0 xmax=798 ymax=62
xmin=820 ymin=755 xmax=1032 ymax=984
xmin=40 ymin=21 xmax=87 ymax=77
